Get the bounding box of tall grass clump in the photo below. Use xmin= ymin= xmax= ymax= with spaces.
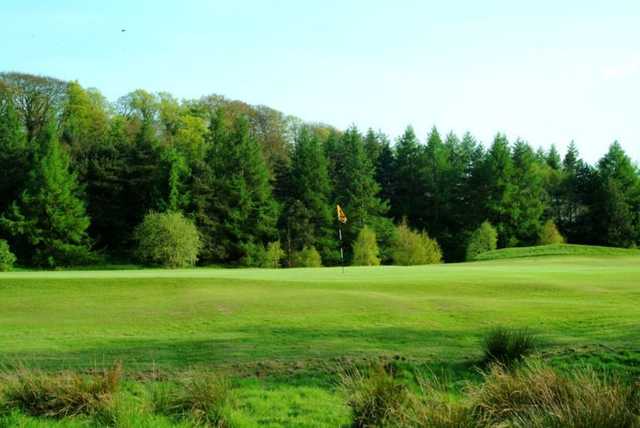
xmin=150 ymin=372 xmax=232 ymax=427
xmin=482 ymin=327 xmax=537 ymax=366
xmin=471 ymin=360 xmax=640 ymax=428
xmin=339 ymin=364 xmax=412 ymax=427
xmin=0 ymin=363 xmax=122 ymax=418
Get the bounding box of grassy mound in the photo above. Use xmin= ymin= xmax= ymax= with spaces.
xmin=474 ymin=244 xmax=640 ymax=261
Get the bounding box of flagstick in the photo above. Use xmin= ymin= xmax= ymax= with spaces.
xmin=339 ymin=226 xmax=344 ymax=274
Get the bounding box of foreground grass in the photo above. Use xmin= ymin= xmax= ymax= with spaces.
xmin=1 ymin=253 xmax=639 ymax=425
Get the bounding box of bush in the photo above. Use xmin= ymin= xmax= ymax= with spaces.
xmin=263 ymin=241 xmax=285 ymax=268
xmin=150 ymin=373 xmax=231 ymax=427
xmin=0 ymin=364 xmax=121 ymax=418
xmin=391 ymin=220 xmax=442 ymax=266
xmin=240 ymin=241 xmax=284 ymax=268
xmin=471 ymin=360 xmax=640 ymax=428
xmin=340 ymin=365 xmax=411 ymax=428
xmin=0 ymin=240 xmax=16 ymax=271
xmin=538 ymin=219 xmax=565 ymax=245
xmin=352 ymin=226 xmax=380 ymax=266
xmin=292 ymin=245 xmax=322 ymax=267
xmin=134 ymin=212 xmax=202 ymax=268
xmin=466 ymin=221 xmax=497 ymax=261
xmin=482 ymin=327 xmax=537 ymax=367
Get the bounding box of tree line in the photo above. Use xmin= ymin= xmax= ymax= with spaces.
xmin=0 ymin=72 xmax=638 ymax=267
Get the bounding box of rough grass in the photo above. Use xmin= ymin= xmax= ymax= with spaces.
xmin=150 ymin=372 xmax=232 ymax=427
xmin=474 ymin=243 xmax=640 ymax=261
xmin=482 ymin=327 xmax=537 ymax=366
xmin=470 ymin=360 xmax=640 ymax=427
xmin=0 ymin=364 xmax=121 ymax=418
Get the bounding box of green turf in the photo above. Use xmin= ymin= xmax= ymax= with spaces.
xmin=474 ymin=243 xmax=640 ymax=261
xmin=1 ymin=253 xmax=639 ymax=426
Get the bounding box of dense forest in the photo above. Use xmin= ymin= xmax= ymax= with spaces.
xmin=0 ymin=72 xmax=638 ymax=267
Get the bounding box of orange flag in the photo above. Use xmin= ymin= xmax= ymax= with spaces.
xmin=336 ymin=204 xmax=348 ymax=224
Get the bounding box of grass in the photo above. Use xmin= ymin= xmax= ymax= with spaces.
xmin=482 ymin=327 xmax=537 ymax=366
xmin=474 ymin=243 xmax=640 ymax=261
xmin=1 ymin=251 xmax=639 ymax=425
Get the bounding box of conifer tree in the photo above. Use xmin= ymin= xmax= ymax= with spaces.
xmin=484 ymin=134 xmax=516 ymax=247
xmin=592 ymin=142 xmax=640 ymax=247
xmin=285 ymin=127 xmax=337 ymax=263
xmin=0 ymin=93 xmax=28 ymax=217
xmin=332 ymin=127 xmax=388 ymax=247
xmin=510 ymin=140 xmax=546 ymax=245
xmin=391 ymin=126 xmax=424 ymax=223
xmin=193 ymin=110 xmax=278 ymax=263
xmin=0 ymin=122 xmax=92 ymax=266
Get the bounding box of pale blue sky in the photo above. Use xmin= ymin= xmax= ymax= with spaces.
xmin=2 ymin=0 xmax=639 ymax=162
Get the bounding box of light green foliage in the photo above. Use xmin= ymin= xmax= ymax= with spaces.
xmin=240 ymin=241 xmax=285 ymax=268
xmin=134 ymin=212 xmax=201 ymax=268
xmin=0 ymin=239 xmax=16 ymax=271
xmin=352 ymin=226 xmax=380 ymax=266
xmin=538 ymin=219 xmax=565 ymax=245
xmin=264 ymin=241 xmax=285 ymax=268
xmin=391 ymin=220 xmax=442 ymax=265
xmin=292 ymin=245 xmax=322 ymax=267
xmin=466 ymin=221 xmax=498 ymax=260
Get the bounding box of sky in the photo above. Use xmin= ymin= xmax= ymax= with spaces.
xmin=2 ymin=0 xmax=639 ymax=163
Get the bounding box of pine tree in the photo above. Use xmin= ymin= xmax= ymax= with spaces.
xmin=484 ymin=134 xmax=516 ymax=247
xmin=332 ymin=126 xmax=388 ymax=250
xmin=193 ymin=110 xmax=278 ymax=263
xmin=285 ymin=126 xmax=337 ymax=264
xmin=510 ymin=140 xmax=546 ymax=245
xmin=391 ymin=126 xmax=424 ymax=223
xmin=375 ymin=139 xmax=395 ymax=206
xmin=592 ymin=142 xmax=640 ymax=247
xmin=0 ymin=122 xmax=92 ymax=266
xmin=0 ymin=93 xmax=28 ymax=217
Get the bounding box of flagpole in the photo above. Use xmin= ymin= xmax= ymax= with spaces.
xmin=339 ymin=226 xmax=344 ymax=274
xmin=336 ymin=204 xmax=347 ymax=274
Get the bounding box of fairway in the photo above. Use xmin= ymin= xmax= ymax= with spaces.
xmin=1 ymin=255 xmax=639 ymax=372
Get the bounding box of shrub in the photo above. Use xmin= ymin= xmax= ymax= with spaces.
xmin=263 ymin=241 xmax=285 ymax=268
xmin=0 ymin=364 xmax=121 ymax=418
xmin=292 ymin=245 xmax=322 ymax=267
xmin=471 ymin=360 xmax=640 ymax=428
xmin=482 ymin=327 xmax=537 ymax=367
xmin=134 ymin=212 xmax=202 ymax=268
xmin=340 ymin=365 xmax=412 ymax=428
xmin=150 ymin=373 xmax=231 ymax=427
xmin=465 ymin=221 xmax=497 ymax=261
xmin=240 ymin=241 xmax=285 ymax=268
xmin=0 ymin=240 xmax=16 ymax=272
xmin=352 ymin=226 xmax=381 ymax=266
xmin=391 ymin=220 xmax=442 ymax=266
xmin=538 ymin=219 xmax=565 ymax=245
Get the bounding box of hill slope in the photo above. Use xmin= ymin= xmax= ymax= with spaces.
xmin=473 ymin=244 xmax=640 ymax=261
